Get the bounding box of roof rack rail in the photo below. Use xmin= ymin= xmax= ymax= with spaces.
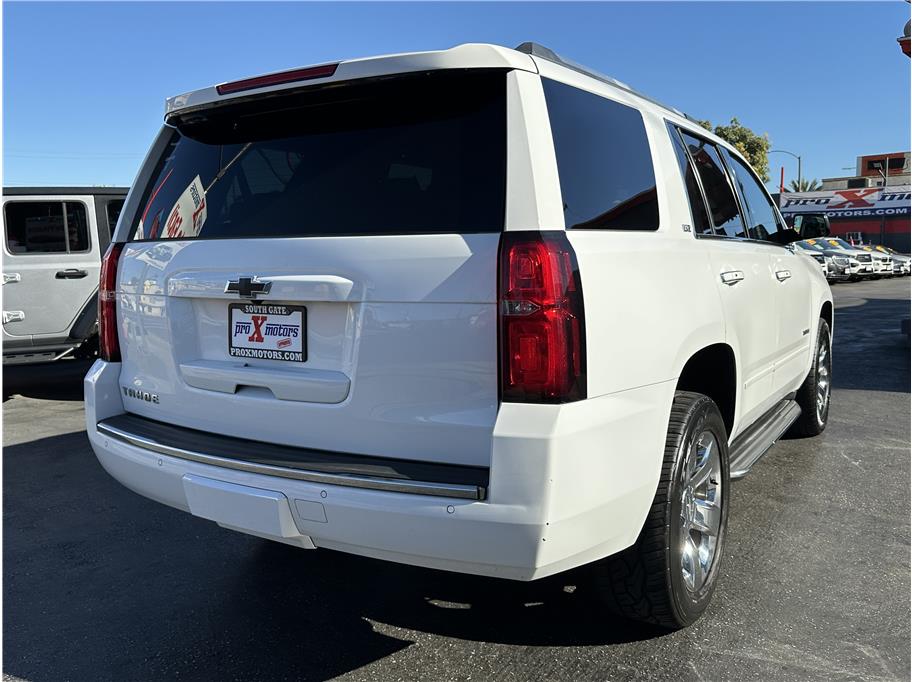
xmin=515 ymin=42 xmax=698 ymax=122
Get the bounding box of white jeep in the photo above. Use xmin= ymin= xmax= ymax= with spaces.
xmin=3 ymin=187 xmax=127 ymax=364
xmin=84 ymin=42 xmax=833 ymax=629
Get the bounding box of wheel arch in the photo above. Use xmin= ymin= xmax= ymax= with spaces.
xmin=674 ymin=343 xmax=737 ymax=438
xmin=820 ymin=299 xmax=833 ymax=335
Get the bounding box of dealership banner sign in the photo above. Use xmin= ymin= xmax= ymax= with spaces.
xmin=780 ymin=186 xmax=910 ymax=219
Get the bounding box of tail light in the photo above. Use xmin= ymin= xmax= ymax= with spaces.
xmin=99 ymin=243 xmax=124 ymax=362
xmin=499 ymin=231 xmax=586 ymax=403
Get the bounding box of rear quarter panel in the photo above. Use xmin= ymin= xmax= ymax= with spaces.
xmin=567 ymin=230 xmax=724 ymax=398
xmin=562 ymin=107 xmax=726 ymax=398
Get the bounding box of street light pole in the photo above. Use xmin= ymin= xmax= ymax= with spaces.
xmin=771 ymin=149 xmax=802 ymax=190
xmin=874 ymin=157 xmax=889 ymax=245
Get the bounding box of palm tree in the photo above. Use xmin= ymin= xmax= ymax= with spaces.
xmin=788 ymin=178 xmax=823 ymax=192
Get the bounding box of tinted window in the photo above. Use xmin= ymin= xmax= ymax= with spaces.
xmin=543 ymin=79 xmax=659 ymax=230
xmin=667 ymin=126 xmax=711 ymax=234
xmin=679 ymin=132 xmax=747 ymax=238
xmin=866 ymin=159 xmax=906 ymax=171
xmin=129 ymin=71 xmax=506 ymax=241
xmin=4 ymin=201 xmax=89 ymax=254
xmin=722 ymin=150 xmax=787 ymax=243
xmin=105 ymin=199 xmax=125 ymax=237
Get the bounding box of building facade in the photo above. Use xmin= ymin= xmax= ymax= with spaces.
xmin=821 ymin=152 xmax=910 ymax=190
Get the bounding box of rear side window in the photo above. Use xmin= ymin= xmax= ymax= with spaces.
xmin=129 ymin=70 xmax=506 ymax=241
xmin=678 ymin=131 xmax=747 ymax=239
xmin=4 ymin=201 xmax=90 ymax=254
xmin=543 ymin=79 xmax=659 ymax=230
xmin=668 ymin=126 xmax=712 ymax=234
xmin=721 ymin=150 xmax=788 ymax=243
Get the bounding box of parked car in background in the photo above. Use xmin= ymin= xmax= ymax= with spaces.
xmin=810 ymin=237 xmax=876 ymax=280
xmin=85 ymin=42 xmax=834 ymax=630
xmin=855 ymin=244 xmax=894 ymax=278
xmin=2 ymin=187 xmax=128 ymax=364
xmin=798 ymin=239 xmax=856 ymax=281
xmin=877 ymin=246 xmax=911 ymax=275
xmin=828 ymin=257 xmax=852 ymax=281
xmin=795 ymin=241 xmax=830 ymax=278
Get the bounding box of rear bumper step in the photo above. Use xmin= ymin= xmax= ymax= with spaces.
xmin=729 ymin=399 xmax=801 ymax=479
xmin=96 ymin=414 xmax=488 ymax=500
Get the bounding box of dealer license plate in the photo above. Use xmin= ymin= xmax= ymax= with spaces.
xmin=228 ymin=303 xmax=306 ymax=362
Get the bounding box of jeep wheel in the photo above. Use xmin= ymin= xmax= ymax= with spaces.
xmin=591 ymin=391 xmax=729 ymax=629
xmin=787 ymin=319 xmax=831 ymax=438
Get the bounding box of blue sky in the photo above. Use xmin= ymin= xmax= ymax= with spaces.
xmin=4 ymin=1 xmax=910 ymax=192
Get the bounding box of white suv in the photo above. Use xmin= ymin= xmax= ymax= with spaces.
xmin=84 ymin=43 xmax=833 ymax=629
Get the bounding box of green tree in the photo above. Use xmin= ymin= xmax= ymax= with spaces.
xmin=698 ymin=117 xmax=772 ymax=182
xmin=787 ymin=178 xmax=823 ymax=192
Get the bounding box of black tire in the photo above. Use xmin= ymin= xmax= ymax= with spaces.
xmin=787 ymin=319 xmax=831 ymax=438
xmin=590 ymin=391 xmax=730 ymax=629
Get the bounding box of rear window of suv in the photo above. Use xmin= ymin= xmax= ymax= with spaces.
xmin=543 ymin=79 xmax=659 ymax=231
xmin=129 ymin=70 xmax=506 ymax=241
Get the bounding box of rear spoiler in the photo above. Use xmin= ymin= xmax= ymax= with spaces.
xmin=164 ymin=43 xmax=536 ymax=119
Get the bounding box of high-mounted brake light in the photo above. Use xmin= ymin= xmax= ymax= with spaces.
xmin=216 ymin=64 xmax=339 ymax=95
xmin=499 ymin=231 xmax=586 ymax=403
xmin=99 ymin=243 xmax=124 ymax=362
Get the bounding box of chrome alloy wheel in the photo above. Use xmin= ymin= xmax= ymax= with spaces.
xmin=679 ymin=431 xmax=723 ymax=593
xmin=816 ymin=336 xmax=832 ymax=425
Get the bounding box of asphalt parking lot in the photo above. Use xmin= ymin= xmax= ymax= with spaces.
xmin=3 ymin=277 xmax=910 ymax=682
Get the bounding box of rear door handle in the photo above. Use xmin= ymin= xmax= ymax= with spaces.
xmin=720 ymin=270 xmax=744 ymax=286
xmin=56 ymin=269 xmax=88 ymax=279
xmin=775 ymin=270 xmax=792 ymax=282
xmin=2 ymin=311 xmax=25 ymax=324
xmin=3 ymin=273 xmax=21 ymax=285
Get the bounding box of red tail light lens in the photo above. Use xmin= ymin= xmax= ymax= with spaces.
xmin=499 ymin=231 xmax=586 ymax=403
xmin=99 ymin=243 xmax=124 ymax=362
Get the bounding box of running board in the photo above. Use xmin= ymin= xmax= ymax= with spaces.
xmin=729 ymin=400 xmax=801 ymax=479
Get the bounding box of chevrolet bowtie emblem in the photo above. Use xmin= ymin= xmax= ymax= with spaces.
xmin=225 ymin=277 xmax=271 ymax=299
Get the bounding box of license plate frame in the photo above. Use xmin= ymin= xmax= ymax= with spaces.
xmin=228 ymin=302 xmax=307 ymax=363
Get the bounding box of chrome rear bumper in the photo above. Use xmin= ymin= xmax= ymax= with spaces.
xmin=97 ymin=415 xmax=487 ymax=501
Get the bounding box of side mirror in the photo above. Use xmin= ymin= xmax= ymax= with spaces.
xmin=775 ymin=227 xmax=803 ymax=245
